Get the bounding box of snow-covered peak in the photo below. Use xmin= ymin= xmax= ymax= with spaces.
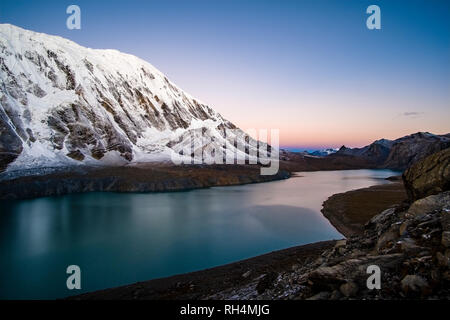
xmin=0 ymin=24 xmax=247 ymax=173
xmin=308 ymin=148 xmax=338 ymax=157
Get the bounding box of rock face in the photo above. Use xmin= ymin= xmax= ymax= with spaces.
xmin=0 ymin=24 xmax=260 ymax=174
xmin=334 ymin=133 xmax=450 ymax=170
xmin=0 ymin=114 xmax=23 ymax=171
xmin=403 ymin=148 xmax=450 ymax=201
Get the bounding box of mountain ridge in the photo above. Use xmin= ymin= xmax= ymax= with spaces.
xmin=0 ymin=24 xmax=255 ymax=173
xmin=333 ymin=132 xmax=450 ymax=170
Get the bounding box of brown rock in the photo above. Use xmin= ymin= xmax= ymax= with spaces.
xmin=399 ymin=220 xmax=411 ymax=236
xmin=329 ymin=290 xmax=342 ymax=300
xmin=66 ymin=150 xmax=85 ymax=161
xmin=339 ymin=281 xmax=359 ymax=297
xmin=401 ymin=275 xmax=429 ymax=295
xmin=403 ymin=148 xmax=450 ymax=201
xmin=442 ymin=231 xmax=450 ymax=248
xmin=400 ymin=238 xmax=424 ymax=254
xmin=256 ymin=272 xmax=277 ymax=294
xmin=306 ymin=291 xmax=330 ymax=300
xmin=407 ymin=192 xmax=450 ymax=217
xmin=376 ymin=226 xmax=399 ymax=251
xmin=441 ymin=209 xmax=450 ymax=231
xmin=335 ymin=239 xmax=347 ymax=248
xmin=436 ymin=252 xmax=450 ymax=268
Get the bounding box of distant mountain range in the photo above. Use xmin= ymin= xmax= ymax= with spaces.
xmin=278 ymin=132 xmax=449 ymax=172
xmin=332 ymin=132 xmax=450 ymax=170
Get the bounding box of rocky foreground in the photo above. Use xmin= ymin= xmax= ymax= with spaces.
xmin=72 ymin=148 xmax=449 ymax=300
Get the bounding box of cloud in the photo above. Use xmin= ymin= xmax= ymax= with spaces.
xmin=400 ymin=111 xmax=424 ymax=118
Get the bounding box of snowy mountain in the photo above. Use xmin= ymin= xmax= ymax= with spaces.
xmin=308 ymin=148 xmax=338 ymax=157
xmin=0 ymin=24 xmax=263 ymax=173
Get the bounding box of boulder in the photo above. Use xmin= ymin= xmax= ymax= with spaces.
xmin=339 ymin=281 xmax=359 ymax=297
xmin=401 ymin=275 xmax=429 ymax=295
xmin=407 ymin=192 xmax=450 ymax=217
xmin=442 ymin=231 xmax=450 ymax=248
xmin=306 ymin=291 xmax=330 ymax=300
xmin=403 ymin=148 xmax=450 ymax=201
xmin=256 ymin=272 xmax=278 ymax=294
xmin=376 ymin=226 xmax=399 ymax=251
xmin=400 ymin=238 xmax=424 ymax=254
xmin=436 ymin=252 xmax=450 ymax=268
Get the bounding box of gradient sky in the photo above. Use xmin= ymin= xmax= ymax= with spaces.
xmin=1 ymin=0 xmax=449 ymax=149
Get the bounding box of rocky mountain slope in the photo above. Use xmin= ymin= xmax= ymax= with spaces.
xmin=0 ymin=24 xmax=261 ymax=174
xmin=334 ymin=132 xmax=450 ymax=170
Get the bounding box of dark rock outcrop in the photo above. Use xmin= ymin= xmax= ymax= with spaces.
xmin=403 ymin=148 xmax=450 ymax=201
xmin=0 ymin=111 xmax=23 ymax=171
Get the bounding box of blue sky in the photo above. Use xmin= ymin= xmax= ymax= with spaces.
xmin=1 ymin=0 xmax=449 ymax=148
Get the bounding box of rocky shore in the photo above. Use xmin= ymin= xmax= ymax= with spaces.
xmin=71 ymin=148 xmax=450 ymax=300
xmin=71 ymin=241 xmax=336 ymax=300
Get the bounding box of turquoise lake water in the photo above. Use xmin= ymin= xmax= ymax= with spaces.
xmin=0 ymin=169 xmax=399 ymax=299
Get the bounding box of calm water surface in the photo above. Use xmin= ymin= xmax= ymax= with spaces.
xmin=0 ymin=169 xmax=399 ymax=299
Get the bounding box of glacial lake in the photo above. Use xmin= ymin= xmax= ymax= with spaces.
xmin=0 ymin=169 xmax=399 ymax=299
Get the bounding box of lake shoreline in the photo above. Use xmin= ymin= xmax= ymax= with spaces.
xmin=69 ymin=240 xmax=337 ymax=300
xmin=68 ymin=175 xmax=406 ymax=300
xmin=0 ymin=163 xmax=290 ymax=200
xmin=0 ymin=154 xmax=404 ymax=201
xmin=321 ymin=181 xmax=407 ymax=237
